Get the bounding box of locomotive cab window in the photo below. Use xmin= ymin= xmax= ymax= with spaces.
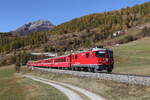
xmin=86 ymin=53 xmax=90 ymax=58
xmin=96 ymin=51 xmax=105 ymax=58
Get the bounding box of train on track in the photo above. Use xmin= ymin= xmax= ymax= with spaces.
xmin=27 ymin=48 xmax=114 ymax=73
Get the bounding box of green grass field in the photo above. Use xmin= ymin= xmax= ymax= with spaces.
xmin=113 ymin=37 xmax=150 ymax=75
xmin=0 ymin=66 xmax=68 ymax=100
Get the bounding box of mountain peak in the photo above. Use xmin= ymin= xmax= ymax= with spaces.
xmin=12 ymin=20 xmax=55 ymax=36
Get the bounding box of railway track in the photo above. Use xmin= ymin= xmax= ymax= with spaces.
xmin=31 ymin=67 xmax=150 ymax=86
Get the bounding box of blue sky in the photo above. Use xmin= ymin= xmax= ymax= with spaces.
xmin=0 ymin=0 xmax=150 ymax=32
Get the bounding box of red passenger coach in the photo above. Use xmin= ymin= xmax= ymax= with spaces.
xmin=27 ymin=48 xmax=114 ymax=73
xmin=27 ymin=55 xmax=71 ymax=68
xmin=52 ymin=56 xmax=71 ymax=68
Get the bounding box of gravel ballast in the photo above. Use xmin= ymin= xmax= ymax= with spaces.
xmin=33 ymin=67 xmax=150 ymax=86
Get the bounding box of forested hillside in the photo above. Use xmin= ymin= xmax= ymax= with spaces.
xmin=0 ymin=2 xmax=150 ymax=55
xmin=0 ymin=32 xmax=48 ymax=53
xmin=50 ymin=2 xmax=150 ymax=35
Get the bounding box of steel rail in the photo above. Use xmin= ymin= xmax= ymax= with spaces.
xmin=30 ymin=67 xmax=150 ymax=86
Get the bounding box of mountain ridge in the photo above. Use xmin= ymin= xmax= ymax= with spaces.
xmin=11 ymin=20 xmax=55 ymax=36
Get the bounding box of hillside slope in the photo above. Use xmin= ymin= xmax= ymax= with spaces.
xmin=1 ymin=2 xmax=150 ymax=54
xmin=114 ymin=37 xmax=150 ymax=75
xmin=50 ymin=2 xmax=150 ymax=35
xmin=1 ymin=2 xmax=150 ymax=66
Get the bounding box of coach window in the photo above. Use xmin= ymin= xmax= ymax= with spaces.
xmin=63 ymin=58 xmax=66 ymax=62
xmin=86 ymin=53 xmax=90 ymax=58
xmin=75 ymin=55 xmax=78 ymax=59
xmin=64 ymin=58 xmax=66 ymax=62
xmin=72 ymin=55 xmax=74 ymax=60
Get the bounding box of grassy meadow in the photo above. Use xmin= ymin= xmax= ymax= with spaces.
xmin=0 ymin=65 xmax=68 ymax=100
xmin=113 ymin=37 xmax=150 ymax=75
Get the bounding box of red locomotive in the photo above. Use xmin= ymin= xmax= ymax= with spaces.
xmin=27 ymin=48 xmax=114 ymax=73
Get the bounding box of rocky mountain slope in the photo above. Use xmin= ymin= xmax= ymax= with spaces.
xmin=12 ymin=20 xmax=55 ymax=36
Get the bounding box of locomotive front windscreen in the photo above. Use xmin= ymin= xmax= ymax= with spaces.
xmin=96 ymin=50 xmax=113 ymax=58
xmin=96 ymin=51 xmax=106 ymax=58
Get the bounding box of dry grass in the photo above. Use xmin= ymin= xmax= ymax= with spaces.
xmin=113 ymin=37 xmax=150 ymax=75
xmin=23 ymin=68 xmax=150 ymax=100
xmin=0 ymin=66 xmax=68 ymax=100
